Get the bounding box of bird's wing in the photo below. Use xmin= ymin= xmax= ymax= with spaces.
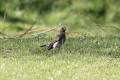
xmin=52 ymin=34 xmax=62 ymax=43
xmin=48 ymin=34 xmax=62 ymax=50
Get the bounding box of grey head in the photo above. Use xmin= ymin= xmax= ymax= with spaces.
xmin=60 ymin=26 xmax=66 ymax=33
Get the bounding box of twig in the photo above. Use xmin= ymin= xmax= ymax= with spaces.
xmin=111 ymin=26 xmax=120 ymax=31
xmin=18 ymin=21 xmax=36 ymax=38
xmin=1 ymin=7 xmax=8 ymax=32
xmin=0 ymin=32 xmax=6 ymax=39
xmin=0 ymin=7 xmax=9 ymax=39
xmin=84 ymin=27 xmax=94 ymax=36
xmin=3 ymin=21 xmax=36 ymax=40
xmin=31 ymin=28 xmax=56 ymax=36
xmin=4 ymin=10 xmax=39 ymax=39
xmin=28 ymin=28 xmax=52 ymax=33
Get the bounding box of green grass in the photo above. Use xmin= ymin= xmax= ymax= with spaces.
xmin=0 ymin=28 xmax=120 ymax=80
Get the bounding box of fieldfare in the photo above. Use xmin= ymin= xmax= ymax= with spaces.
xmin=40 ymin=26 xmax=66 ymax=51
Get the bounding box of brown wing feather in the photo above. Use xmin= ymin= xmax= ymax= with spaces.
xmin=48 ymin=34 xmax=62 ymax=50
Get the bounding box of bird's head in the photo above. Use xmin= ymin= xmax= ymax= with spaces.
xmin=60 ymin=26 xmax=66 ymax=33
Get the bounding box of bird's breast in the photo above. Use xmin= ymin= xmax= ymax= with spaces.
xmin=53 ymin=42 xmax=59 ymax=48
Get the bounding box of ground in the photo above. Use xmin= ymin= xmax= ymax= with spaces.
xmin=0 ymin=26 xmax=120 ymax=80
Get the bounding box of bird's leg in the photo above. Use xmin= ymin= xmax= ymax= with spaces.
xmin=57 ymin=46 xmax=61 ymax=53
xmin=52 ymin=47 xmax=57 ymax=53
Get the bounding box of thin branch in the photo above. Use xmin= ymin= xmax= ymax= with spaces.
xmin=3 ymin=21 xmax=36 ymax=40
xmin=0 ymin=32 xmax=6 ymax=39
xmin=0 ymin=7 xmax=9 ymax=39
xmin=31 ymin=28 xmax=56 ymax=36
xmin=18 ymin=21 xmax=36 ymax=38
xmin=3 ymin=11 xmax=40 ymax=39
xmin=1 ymin=7 xmax=8 ymax=32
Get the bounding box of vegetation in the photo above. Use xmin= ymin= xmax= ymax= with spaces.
xmin=0 ymin=0 xmax=120 ymax=34
xmin=1 ymin=29 xmax=120 ymax=80
xmin=0 ymin=0 xmax=120 ymax=80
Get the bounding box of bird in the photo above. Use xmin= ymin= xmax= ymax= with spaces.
xmin=40 ymin=26 xmax=66 ymax=51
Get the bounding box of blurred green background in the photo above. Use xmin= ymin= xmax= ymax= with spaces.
xmin=0 ymin=0 xmax=120 ymax=34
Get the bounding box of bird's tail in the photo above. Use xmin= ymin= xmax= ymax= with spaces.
xmin=40 ymin=45 xmax=47 ymax=47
